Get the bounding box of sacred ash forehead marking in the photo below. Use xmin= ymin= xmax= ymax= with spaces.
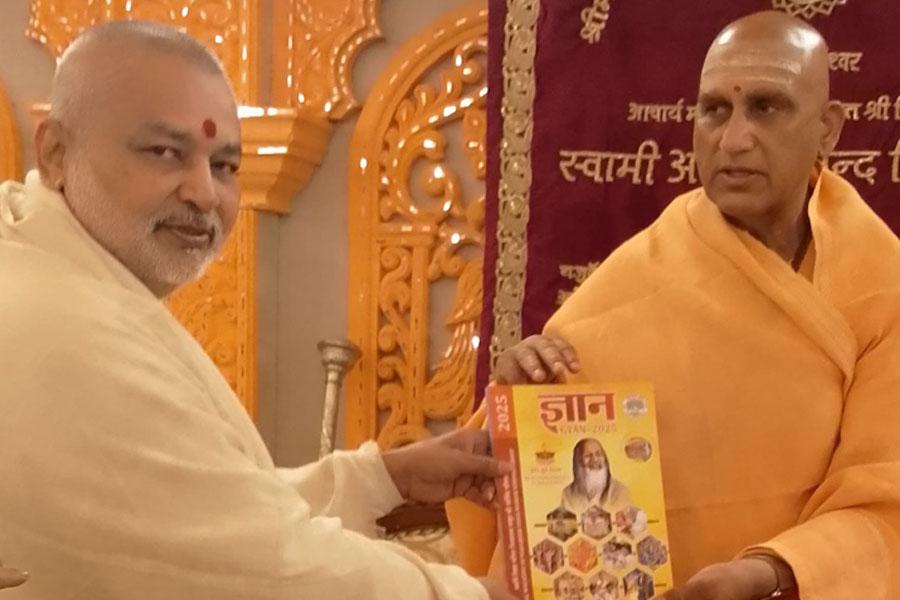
xmin=703 ymin=50 xmax=802 ymax=76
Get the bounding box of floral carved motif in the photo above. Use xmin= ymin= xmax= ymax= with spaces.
xmin=346 ymin=3 xmax=488 ymax=449
xmin=272 ymin=0 xmax=381 ymax=120
xmin=27 ymin=0 xmax=255 ymax=102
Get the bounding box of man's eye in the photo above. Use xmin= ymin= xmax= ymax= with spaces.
xmin=752 ymin=100 xmax=777 ymax=115
xmin=148 ymin=146 xmax=180 ymax=160
xmin=700 ymin=103 xmax=729 ymax=118
xmin=212 ymin=161 xmax=239 ymax=175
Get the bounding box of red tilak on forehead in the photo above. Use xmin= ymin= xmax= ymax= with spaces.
xmin=202 ymin=119 xmax=217 ymax=138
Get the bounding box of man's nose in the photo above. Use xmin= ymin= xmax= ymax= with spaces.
xmin=178 ymin=159 xmax=220 ymax=213
xmin=719 ymin=111 xmax=756 ymax=154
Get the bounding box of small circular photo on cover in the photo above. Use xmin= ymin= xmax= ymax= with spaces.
xmin=624 ymin=437 xmax=653 ymax=462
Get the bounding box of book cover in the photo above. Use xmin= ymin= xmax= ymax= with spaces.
xmin=487 ymin=383 xmax=672 ymax=600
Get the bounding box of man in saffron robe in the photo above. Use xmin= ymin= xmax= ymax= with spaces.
xmin=449 ymin=11 xmax=900 ymax=600
xmin=0 ymin=21 xmax=513 ymax=600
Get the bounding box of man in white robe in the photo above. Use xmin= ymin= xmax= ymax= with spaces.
xmin=0 ymin=21 xmax=511 ymax=600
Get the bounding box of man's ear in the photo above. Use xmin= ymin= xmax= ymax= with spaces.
xmin=819 ymin=101 xmax=846 ymax=158
xmin=34 ymin=118 xmax=68 ymax=191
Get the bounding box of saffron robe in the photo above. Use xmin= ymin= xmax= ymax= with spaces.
xmin=0 ymin=172 xmax=486 ymax=600
xmin=449 ymin=170 xmax=900 ymax=599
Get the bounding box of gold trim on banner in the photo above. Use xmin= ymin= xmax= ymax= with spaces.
xmin=772 ymin=0 xmax=848 ymax=19
xmin=489 ymin=0 xmax=539 ymax=374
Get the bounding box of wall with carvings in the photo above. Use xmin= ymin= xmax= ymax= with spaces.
xmin=275 ymin=0 xmax=476 ymax=465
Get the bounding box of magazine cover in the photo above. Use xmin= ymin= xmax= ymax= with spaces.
xmin=487 ymin=383 xmax=671 ymax=600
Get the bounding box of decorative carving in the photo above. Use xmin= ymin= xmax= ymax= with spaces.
xmin=126 ymin=0 xmax=257 ymax=103
xmin=345 ymin=2 xmax=488 ymax=449
xmin=237 ymin=107 xmax=331 ymax=214
xmin=490 ymin=0 xmax=539 ymax=376
xmin=271 ymin=0 xmax=382 ymax=120
xmin=772 ymin=0 xmax=849 ymax=19
xmin=27 ymin=0 xmax=257 ymax=103
xmin=0 ymin=82 xmax=22 ymax=182
xmin=26 ymin=0 xmax=110 ymax=56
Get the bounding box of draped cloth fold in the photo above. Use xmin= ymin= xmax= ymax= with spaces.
xmin=0 ymin=172 xmax=486 ymax=600
xmin=449 ymin=170 xmax=900 ymax=599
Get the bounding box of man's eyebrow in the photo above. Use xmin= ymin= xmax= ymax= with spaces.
xmin=135 ymin=122 xmax=192 ymax=145
xmin=744 ymin=89 xmax=797 ymax=108
xmin=129 ymin=121 xmax=193 ymax=146
xmin=697 ymin=91 xmax=728 ymax=104
xmin=215 ymin=143 xmax=242 ymax=159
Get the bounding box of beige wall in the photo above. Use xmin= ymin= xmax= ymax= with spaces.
xmin=0 ymin=0 xmax=474 ymax=467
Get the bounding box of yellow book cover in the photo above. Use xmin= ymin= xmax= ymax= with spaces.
xmin=487 ymin=383 xmax=672 ymax=600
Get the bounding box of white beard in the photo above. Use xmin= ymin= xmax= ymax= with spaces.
xmin=65 ymin=157 xmax=222 ymax=293
xmin=580 ymin=467 xmax=609 ymax=499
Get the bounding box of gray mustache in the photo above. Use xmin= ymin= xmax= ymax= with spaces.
xmin=155 ymin=213 xmax=221 ymax=237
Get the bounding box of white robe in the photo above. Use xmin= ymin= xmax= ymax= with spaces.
xmin=560 ymin=478 xmax=631 ymax=515
xmin=0 ymin=172 xmax=486 ymax=600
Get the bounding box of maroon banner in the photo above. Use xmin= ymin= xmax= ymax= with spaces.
xmin=478 ymin=0 xmax=900 ymax=394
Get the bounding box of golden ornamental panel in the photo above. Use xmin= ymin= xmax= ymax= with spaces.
xmin=345 ymin=2 xmax=488 ymax=449
xmin=0 ymin=82 xmax=22 ymax=182
xmin=27 ymin=0 xmax=257 ymax=103
xmin=26 ymin=0 xmax=111 ymax=56
xmin=271 ymin=0 xmax=381 ymax=120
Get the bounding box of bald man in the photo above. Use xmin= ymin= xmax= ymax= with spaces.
xmin=452 ymin=11 xmax=900 ymax=600
xmin=0 ymin=21 xmax=512 ymax=600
